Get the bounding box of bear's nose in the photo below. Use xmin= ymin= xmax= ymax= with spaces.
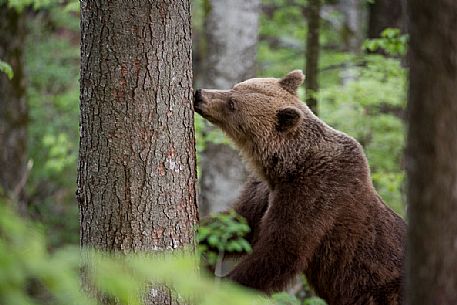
xmin=194 ymin=89 xmax=203 ymax=110
xmin=194 ymin=89 xmax=202 ymax=102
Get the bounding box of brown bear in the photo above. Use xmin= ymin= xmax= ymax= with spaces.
xmin=194 ymin=70 xmax=406 ymax=305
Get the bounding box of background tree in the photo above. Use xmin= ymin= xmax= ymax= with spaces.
xmin=197 ymin=0 xmax=260 ymax=216
xmin=339 ymin=0 xmax=364 ymax=54
xmin=338 ymin=0 xmax=365 ymax=84
xmin=0 ymin=4 xmax=27 ymax=214
xmin=406 ymin=1 xmax=457 ymax=304
xmin=368 ymin=0 xmax=404 ymax=39
xmin=304 ymin=0 xmax=321 ymax=115
xmin=78 ymin=1 xmax=198 ymax=304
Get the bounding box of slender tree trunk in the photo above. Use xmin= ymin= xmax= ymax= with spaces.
xmin=78 ymin=1 xmax=198 ymax=304
xmin=340 ymin=0 xmax=364 ymax=53
xmin=304 ymin=0 xmax=321 ymax=115
xmin=0 ymin=5 xmax=27 ymax=213
xmin=406 ymin=1 xmax=457 ymax=304
xmin=339 ymin=0 xmax=365 ymax=84
xmin=368 ymin=0 xmax=404 ymax=38
xmin=199 ymin=0 xmax=260 ymax=216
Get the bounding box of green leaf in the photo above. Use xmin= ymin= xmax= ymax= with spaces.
xmin=226 ymin=241 xmax=243 ymax=252
xmin=207 ymin=235 xmax=220 ymax=247
xmin=238 ymin=239 xmax=252 ymax=252
xmin=197 ymin=227 xmax=211 ymax=241
xmin=0 ymin=59 xmax=14 ymax=79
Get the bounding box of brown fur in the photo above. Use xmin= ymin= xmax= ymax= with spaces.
xmin=194 ymin=70 xmax=406 ymax=305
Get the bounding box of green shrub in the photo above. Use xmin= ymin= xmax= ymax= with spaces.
xmin=197 ymin=210 xmax=252 ymax=267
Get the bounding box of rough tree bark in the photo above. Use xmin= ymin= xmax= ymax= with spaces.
xmin=368 ymin=0 xmax=404 ymax=38
xmin=0 ymin=4 xmax=27 ymax=213
xmin=199 ymin=0 xmax=260 ymax=216
xmin=406 ymin=1 xmax=457 ymax=304
xmin=78 ymin=1 xmax=198 ymax=304
xmin=304 ymin=0 xmax=321 ymax=115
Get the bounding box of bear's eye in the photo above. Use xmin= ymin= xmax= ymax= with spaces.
xmin=228 ymin=98 xmax=236 ymax=112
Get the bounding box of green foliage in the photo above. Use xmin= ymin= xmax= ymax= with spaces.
xmin=6 ymin=0 xmax=52 ymax=11
xmin=5 ymin=0 xmax=79 ymax=12
xmin=0 ymin=200 xmax=282 ymax=305
xmin=0 ymin=200 xmax=93 ymax=305
xmin=363 ymin=28 xmax=408 ymax=56
xmin=257 ymin=1 xmax=306 ymax=76
xmin=25 ymin=5 xmax=80 ymax=246
xmin=197 ymin=210 xmax=252 ymax=267
xmin=257 ymin=0 xmax=347 ymax=87
xmin=62 ymin=0 xmax=79 ymax=13
xmin=319 ymin=55 xmax=406 ymax=214
xmin=0 ymin=59 xmax=14 ymax=79
xmin=260 ymin=0 xmax=307 ymax=44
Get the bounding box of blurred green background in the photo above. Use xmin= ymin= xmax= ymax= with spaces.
xmin=0 ymin=0 xmax=407 ymax=304
xmin=7 ymin=0 xmax=405 ymax=247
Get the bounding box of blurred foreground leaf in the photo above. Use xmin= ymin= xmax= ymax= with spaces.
xmin=0 ymin=199 xmax=277 ymax=305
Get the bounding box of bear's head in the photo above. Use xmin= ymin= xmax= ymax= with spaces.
xmin=194 ymin=70 xmax=320 ymax=181
xmin=194 ymin=70 xmax=308 ymax=144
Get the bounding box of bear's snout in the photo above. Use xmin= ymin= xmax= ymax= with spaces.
xmin=194 ymin=89 xmax=202 ymax=102
xmin=194 ymin=89 xmax=203 ymax=113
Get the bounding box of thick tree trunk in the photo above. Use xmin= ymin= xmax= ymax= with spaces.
xmin=199 ymin=0 xmax=259 ymax=216
xmin=304 ymin=0 xmax=321 ymax=115
xmin=0 ymin=5 xmax=27 ymax=213
xmin=368 ymin=0 xmax=404 ymax=38
xmin=406 ymin=1 xmax=457 ymax=304
xmin=78 ymin=1 xmax=198 ymax=304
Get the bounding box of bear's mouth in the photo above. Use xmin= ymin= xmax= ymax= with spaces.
xmin=194 ymin=103 xmax=206 ymax=118
xmin=194 ymin=104 xmax=202 ymax=114
xmin=194 ymin=102 xmax=203 ymax=113
xmin=193 ymin=105 xmax=220 ymax=126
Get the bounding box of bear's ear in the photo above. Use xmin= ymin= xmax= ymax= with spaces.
xmin=276 ymin=106 xmax=303 ymax=132
xmin=279 ymin=70 xmax=305 ymax=95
